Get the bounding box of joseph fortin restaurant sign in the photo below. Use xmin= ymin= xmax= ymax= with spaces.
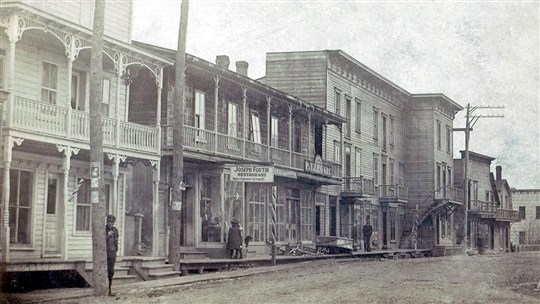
xmin=304 ymin=155 xmax=333 ymax=177
xmin=231 ymin=165 xmax=274 ymax=183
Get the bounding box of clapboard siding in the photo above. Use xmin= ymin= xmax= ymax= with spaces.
xmin=265 ymin=52 xmax=327 ymax=109
xmin=23 ymin=0 xmax=132 ymax=44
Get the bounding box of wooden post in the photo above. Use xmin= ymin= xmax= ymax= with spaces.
xmin=89 ymin=0 xmax=107 ymax=296
xmin=170 ymin=0 xmax=189 ymax=271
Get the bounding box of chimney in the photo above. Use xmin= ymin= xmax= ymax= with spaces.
xmin=496 ymin=166 xmax=502 ymax=180
xmin=215 ymin=55 xmax=230 ymax=69
xmin=235 ymin=61 xmax=249 ymax=77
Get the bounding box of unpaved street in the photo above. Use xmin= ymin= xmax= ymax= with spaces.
xmin=64 ymin=252 xmax=539 ymax=304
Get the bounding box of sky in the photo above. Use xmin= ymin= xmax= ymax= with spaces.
xmin=132 ymin=0 xmax=539 ymax=189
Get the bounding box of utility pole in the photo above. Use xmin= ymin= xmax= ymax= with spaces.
xmin=454 ymin=103 xmax=504 ymax=255
xmin=169 ymin=0 xmax=189 ymax=271
xmin=89 ymin=0 xmax=107 ymax=296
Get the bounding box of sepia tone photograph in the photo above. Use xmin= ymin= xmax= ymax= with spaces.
xmin=0 ymin=0 xmax=538 ymax=303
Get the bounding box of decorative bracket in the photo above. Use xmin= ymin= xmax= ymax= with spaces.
xmin=56 ymin=145 xmax=79 ymax=157
xmin=107 ymin=153 xmax=127 ymax=164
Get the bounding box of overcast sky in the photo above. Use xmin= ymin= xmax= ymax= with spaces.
xmin=132 ymin=0 xmax=539 ymax=189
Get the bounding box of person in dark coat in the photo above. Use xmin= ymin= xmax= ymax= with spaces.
xmin=362 ymin=218 xmax=373 ymax=252
xmin=106 ymin=214 xmax=119 ymax=296
xmin=227 ymin=219 xmax=243 ymax=259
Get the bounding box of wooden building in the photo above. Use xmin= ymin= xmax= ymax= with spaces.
xmin=264 ymin=50 xmax=465 ymax=253
xmin=130 ymin=44 xmax=345 ymax=258
xmin=0 ymin=0 xmax=172 ymax=262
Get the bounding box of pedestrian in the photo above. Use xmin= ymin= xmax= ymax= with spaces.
xmin=227 ymin=219 xmax=243 ymax=259
xmin=362 ymin=217 xmax=373 ymax=252
xmin=106 ymin=214 xmax=119 ymax=296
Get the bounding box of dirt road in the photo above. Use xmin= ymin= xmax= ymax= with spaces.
xmin=60 ymin=252 xmax=539 ymax=304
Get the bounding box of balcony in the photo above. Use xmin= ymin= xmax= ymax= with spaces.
xmin=341 ymin=177 xmax=376 ymax=197
xmin=9 ymin=96 xmax=160 ymax=154
xmin=379 ymin=184 xmax=408 ymax=203
xmin=434 ymin=186 xmax=463 ymax=203
xmin=162 ymin=125 xmax=342 ymax=177
xmin=495 ymin=209 xmax=521 ymax=222
xmin=469 ymin=200 xmax=497 ymax=218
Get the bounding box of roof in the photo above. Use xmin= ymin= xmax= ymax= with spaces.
xmin=459 ymin=150 xmax=496 ymax=162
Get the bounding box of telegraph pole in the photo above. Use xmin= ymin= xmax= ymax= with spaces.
xmin=169 ymin=0 xmax=189 ymax=271
xmin=454 ymin=103 xmax=504 ymax=255
xmin=89 ymin=0 xmax=107 ymax=296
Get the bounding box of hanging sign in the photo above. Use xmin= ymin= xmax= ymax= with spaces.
xmin=231 ymin=165 xmax=274 ymax=183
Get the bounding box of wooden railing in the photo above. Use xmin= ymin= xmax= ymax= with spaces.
xmin=163 ymin=125 xmax=342 ymax=176
xmin=11 ymin=96 xmax=159 ymax=154
xmin=495 ymin=209 xmax=521 ymax=221
xmin=470 ymin=200 xmax=497 ymax=213
xmin=342 ymin=177 xmax=376 ymax=196
xmin=379 ymin=184 xmax=408 ymax=201
xmin=434 ymin=186 xmax=463 ymax=202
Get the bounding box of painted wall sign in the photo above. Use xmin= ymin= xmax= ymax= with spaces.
xmin=304 ymin=155 xmax=333 ymax=177
xmin=274 ymin=168 xmax=297 ymax=179
xmin=231 ymin=165 xmax=274 ymax=183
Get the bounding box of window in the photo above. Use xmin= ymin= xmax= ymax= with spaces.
xmin=5 ymin=170 xmax=33 ymax=244
xmin=102 ymin=78 xmax=110 ymax=117
xmin=334 ymin=141 xmax=341 ymax=163
xmin=334 ymin=89 xmax=341 ymax=115
xmin=373 ymin=154 xmax=379 ymax=185
xmin=373 ymin=108 xmax=378 ymax=140
xmin=71 ymin=71 xmax=86 ymax=111
xmin=228 ymin=102 xmax=238 ymax=137
xmin=446 ymin=126 xmax=451 ymax=153
xmin=0 ymin=49 xmax=5 ymax=89
xmin=472 ymin=181 xmax=478 ymax=205
xmin=436 ymin=164 xmax=441 ymax=192
xmin=76 ymin=178 xmax=91 ymax=231
xmin=355 ymin=99 xmax=361 ymax=133
xmin=382 ymin=114 xmax=387 ymax=151
xmin=200 ymin=175 xmax=221 ymax=242
xmin=519 ymin=206 xmax=526 ymax=219
xmin=271 ymin=116 xmax=279 ymax=147
xmin=389 ymin=116 xmax=394 ymax=146
xmin=41 ymin=62 xmax=58 ymax=104
xmin=536 ymin=206 xmax=540 ymax=220
xmin=436 ymin=120 xmax=442 ymax=149
xmin=247 ymin=185 xmax=266 ymax=242
xmin=345 ymin=97 xmax=351 ymax=138
xmin=47 ymin=176 xmax=58 ymax=215
xmin=355 ymin=147 xmax=362 ymax=177
xmin=447 ymin=168 xmax=452 ymax=188
xmin=485 ymin=191 xmax=490 ymax=202
xmin=250 ymin=112 xmax=261 ymax=144
xmin=389 ymin=158 xmax=394 ymax=185
xmin=195 ymin=90 xmax=206 ymax=129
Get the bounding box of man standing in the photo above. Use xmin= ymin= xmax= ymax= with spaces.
xmin=106 ymin=215 xmax=119 ymax=296
xmin=362 ymin=217 xmax=373 ymax=252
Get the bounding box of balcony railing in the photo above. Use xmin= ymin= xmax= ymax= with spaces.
xmin=469 ymin=200 xmax=497 ymax=213
xmin=379 ymin=184 xmax=408 ymax=201
xmin=11 ymin=96 xmax=160 ymax=154
xmin=496 ymin=209 xmax=521 ymax=221
xmin=434 ymin=186 xmax=463 ymax=203
xmin=163 ymin=125 xmax=342 ymax=176
xmin=342 ymin=177 xmax=376 ymax=196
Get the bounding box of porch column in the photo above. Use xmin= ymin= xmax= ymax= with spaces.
xmin=288 ymin=104 xmax=293 ymax=166
xmin=214 ymin=75 xmax=219 ymax=153
xmin=107 ymin=153 xmax=126 ymax=217
xmin=2 ymin=137 xmax=23 ymax=262
xmin=266 ymin=96 xmax=271 ymax=161
xmin=151 ymin=160 xmax=160 ymax=257
xmin=114 ymin=54 xmax=124 ymax=148
xmin=324 ymin=119 xmax=328 ymax=161
xmin=156 ymin=67 xmax=163 ymax=154
xmin=65 ymin=36 xmax=79 ymax=139
xmin=308 ymin=113 xmax=312 ymax=157
xmin=242 ymin=86 xmax=247 ymax=158
xmin=57 ymin=145 xmax=79 ymax=260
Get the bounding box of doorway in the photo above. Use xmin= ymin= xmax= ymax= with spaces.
xmin=329 ymin=196 xmax=337 ymax=236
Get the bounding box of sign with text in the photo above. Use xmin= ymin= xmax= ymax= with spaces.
xmin=304 ymin=155 xmax=333 ymax=177
xmin=231 ymin=165 xmax=274 ymax=183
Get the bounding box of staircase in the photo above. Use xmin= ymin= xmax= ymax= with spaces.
xmin=84 ymin=261 xmax=138 ymax=286
xmin=179 ymin=246 xmax=208 ymax=259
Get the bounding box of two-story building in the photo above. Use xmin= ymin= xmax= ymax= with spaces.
xmin=0 ymin=0 xmax=173 ymax=262
xmin=511 ymin=188 xmax=540 ymax=247
xmin=454 ymin=153 xmax=520 ymax=253
xmin=129 ymin=44 xmax=345 ymax=258
xmin=264 ymin=50 xmax=464 ymax=253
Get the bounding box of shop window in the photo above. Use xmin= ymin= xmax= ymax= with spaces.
xmin=246 ymin=184 xmax=266 ymax=242
xmin=300 ymin=191 xmax=313 ymax=241
xmin=200 ymin=175 xmax=221 ymax=242
xmin=224 ymin=174 xmax=244 ymax=241
xmin=2 ymin=170 xmax=33 ymax=245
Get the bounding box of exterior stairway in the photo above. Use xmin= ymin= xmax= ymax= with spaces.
xmin=179 ymin=247 xmax=208 ymax=259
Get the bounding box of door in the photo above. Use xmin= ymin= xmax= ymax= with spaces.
xmin=286 ymin=199 xmax=298 ymax=242
xmin=315 ymin=206 xmax=321 ymax=236
xmin=382 ymin=209 xmax=388 ymax=248
xmin=44 ymin=174 xmax=61 ymax=254
xmin=329 ymin=196 xmax=337 ymax=236
xmin=382 ymin=163 xmax=387 ymax=196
